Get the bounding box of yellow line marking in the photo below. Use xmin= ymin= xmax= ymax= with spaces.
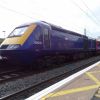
xmin=97 ymin=91 xmax=100 ymax=94
xmin=85 ymin=72 xmax=100 ymax=85
xmin=41 ymin=93 xmax=54 ymax=100
xmin=41 ymin=71 xmax=100 ymax=100
xmin=94 ymin=88 xmax=100 ymax=98
xmin=41 ymin=85 xmax=99 ymax=100
xmin=95 ymin=94 xmax=100 ymax=98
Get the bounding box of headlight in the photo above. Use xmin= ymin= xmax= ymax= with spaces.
xmin=7 ymin=44 xmax=20 ymax=49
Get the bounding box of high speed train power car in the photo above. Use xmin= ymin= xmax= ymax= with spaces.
xmin=0 ymin=21 xmax=100 ymax=66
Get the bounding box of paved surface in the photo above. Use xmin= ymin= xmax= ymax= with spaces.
xmin=92 ymin=87 xmax=100 ymax=100
xmin=41 ymin=64 xmax=100 ymax=100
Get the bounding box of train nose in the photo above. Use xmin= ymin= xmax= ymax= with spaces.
xmin=0 ymin=44 xmax=20 ymax=50
xmin=0 ymin=49 xmax=9 ymax=61
xmin=0 ymin=54 xmax=8 ymax=62
xmin=0 ymin=56 xmax=7 ymax=60
xmin=0 ymin=50 xmax=8 ymax=61
xmin=0 ymin=49 xmax=35 ymax=65
xmin=0 ymin=44 xmax=21 ymax=62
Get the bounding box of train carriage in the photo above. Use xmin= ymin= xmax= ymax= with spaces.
xmin=0 ymin=21 xmax=99 ymax=66
xmin=96 ymin=40 xmax=100 ymax=54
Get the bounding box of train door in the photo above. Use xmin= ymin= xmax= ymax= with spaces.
xmin=43 ymin=28 xmax=51 ymax=49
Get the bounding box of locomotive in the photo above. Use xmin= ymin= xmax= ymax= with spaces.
xmin=0 ymin=21 xmax=100 ymax=66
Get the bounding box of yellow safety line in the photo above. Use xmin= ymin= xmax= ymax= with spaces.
xmin=41 ymin=93 xmax=54 ymax=100
xmin=95 ymin=94 xmax=100 ymax=98
xmin=41 ymin=85 xmax=99 ymax=100
xmin=85 ymin=72 xmax=100 ymax=85
xmin=97 ymin=90 xmax=100 ymax=94
xmin=94 ymin=88 xmax=100 ymax=98
xmin=41 ymin=71 xmax=100 ymax=100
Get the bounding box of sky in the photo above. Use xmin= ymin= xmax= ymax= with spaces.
xmin=0 ymin=0 xmax=100 ymax=38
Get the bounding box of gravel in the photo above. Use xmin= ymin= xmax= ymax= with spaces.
xmin=0 ymin=56 xmax=100 ymax=99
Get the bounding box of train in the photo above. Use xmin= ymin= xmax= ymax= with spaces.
xmin=0 ymin=21 xmax=100 ymax=66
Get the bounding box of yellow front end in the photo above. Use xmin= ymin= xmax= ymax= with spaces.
xmin=1 ymin=23 xmax=37 ymax=46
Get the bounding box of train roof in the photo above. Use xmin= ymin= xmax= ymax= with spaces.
xmin=42 ymin=21 xmax=86 ymax=37
xmin=17 ymin=21 xmax=86 ymax=37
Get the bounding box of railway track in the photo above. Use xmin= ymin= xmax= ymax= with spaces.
xmin=0 ymin=62 xmax=43 ymax=83
xmin=0 ymin=56 xmax=100 ymax=100
xmin=0 ymin=69 xmax=30 ymax=83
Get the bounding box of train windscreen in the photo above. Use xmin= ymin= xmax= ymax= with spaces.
xmin=8 ymin=26 xmax=28 ymax=37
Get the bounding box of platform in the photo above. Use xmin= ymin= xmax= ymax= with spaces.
xmin=26 ymin=61 xmax=100 ymax=100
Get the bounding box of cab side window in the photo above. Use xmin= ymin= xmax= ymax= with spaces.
xmin=34 ymin=26 xmax=42 ymax=41
xmin=44 ymin=28 xmax=49 ymax=41
xmin=43 ymin=28 xmax=50 ymax=48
